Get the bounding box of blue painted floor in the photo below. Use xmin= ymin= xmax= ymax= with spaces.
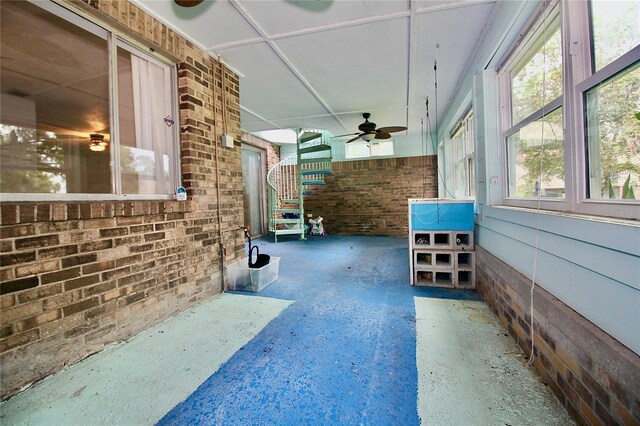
xmin=159 ymin=236 xmax=480 ymax=425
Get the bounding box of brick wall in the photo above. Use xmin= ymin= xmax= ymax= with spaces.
xmin=0 ymin=0 xmax=245 ymax=399
xmin=476 ymin=246 xmax=640 ymax=425
xmin=303 ymin=156 xmax=438 ymax=237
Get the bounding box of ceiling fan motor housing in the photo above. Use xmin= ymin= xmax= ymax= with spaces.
xmin=358 ymin=113 xmax=376 ymax=132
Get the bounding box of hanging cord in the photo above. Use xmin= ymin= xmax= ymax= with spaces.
xmin=421 ymin=117 xmax=426 ymax=198
xmin=526 ymin=2 xmax=550 ymax=367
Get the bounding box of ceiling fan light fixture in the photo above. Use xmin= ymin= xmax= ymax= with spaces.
xmin=361 ymin=133 xmax=375 ymax=141
xmin=89 ymin=133 xmax=107 ymax=152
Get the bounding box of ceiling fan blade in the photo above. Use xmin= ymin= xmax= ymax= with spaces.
xmin=375 ymin=132 xmax=392 ymax=140
xmin=346 ymin=135 xmax=362 ymax=143
xmin=376 ymin=126 xmax=407 ymax=133
xmin=332 ymin=132 xmax=360 ymax=138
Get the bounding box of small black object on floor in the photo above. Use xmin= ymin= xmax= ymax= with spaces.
xmin=244 ymin=228 xmax=270 ymax=268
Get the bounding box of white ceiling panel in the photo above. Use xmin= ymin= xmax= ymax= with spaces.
xmin=241 ymin=0 xmax=410 ymax=37
xmin=134 ymin=0 xmax=260 ymax=49
xmin=218 ymin=42 xmax=329 ymax=122
xmin=276 ymin=18 xmax=409 ymax=115
xmin=411 ymin=2 xmax=495 ymax=122
xmin=135 ymin=0 xmax=497 ymax=138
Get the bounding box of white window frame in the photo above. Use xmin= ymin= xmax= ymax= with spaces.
xmin=498 ymin=0 xmax=640 ymax=220
xmin=450 ymin=107 xmax=475 ymax=198
xmin=344 ymin=139 xmax=394 ymax=159
xmin=498 ymin=0 xmax=571 ymax=212
xmin=0 ymin=0 xmax=181 ymax=202
xmin=569 ymin=0 xmax=640 ymax=220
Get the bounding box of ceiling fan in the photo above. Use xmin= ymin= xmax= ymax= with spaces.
xmin=334 ymin=113 xmax=407 ymax=143
xmin=174 ymin=0 xmax=204 ymax=7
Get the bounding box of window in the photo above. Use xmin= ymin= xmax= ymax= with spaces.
xmin=0 ymin=1 xmax=179 ymax=200
xmin=581 ymin=1 xmax=640 ymax=203
xmin=345 ymin=140 xmax=394 ymax=159
xmin=501 ymin=3 xmax=564 ymax=200
xmin=499 ymin=0 xmax=639 ymax=218
xmin=450 ymin=109 xmax=475 ymax=197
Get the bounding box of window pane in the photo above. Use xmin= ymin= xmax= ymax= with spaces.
xmin=370 ymin=140 xmax=393 ymax=156
xmin=585 ymin=63 xmax=640 ymax=200
xmin=590 ymin=1 xmax=640 ymax=72
xmin=117 ymin=46 xmax=176 ymax=195
xmin=511 ymin=22 xmax=563 ymax=124
xmin=507 ymin=107 xmax=565 ymax=198
xmin=0 ymin=1 xmax=112 ymax=194
xmin=345 ymin=141 xmax=370 ymax=159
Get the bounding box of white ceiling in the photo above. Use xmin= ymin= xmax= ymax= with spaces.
xmin=134 ymin=0 xmax=497 ymax=139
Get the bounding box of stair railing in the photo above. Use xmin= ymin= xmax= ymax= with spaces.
xmin=267 ymin=153 xmax=298 ymax=232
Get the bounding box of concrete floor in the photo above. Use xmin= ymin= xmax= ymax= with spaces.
xmin=1 ymin=236 xmax=572 ymax=425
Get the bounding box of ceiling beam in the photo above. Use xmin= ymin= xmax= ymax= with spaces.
xmin=228 ymin=0 xmax=350 ymax=133
xmin=405 ymin=0 xmax=418 ymax=133
xmin=240 ymin=105 xmax=281 ymax=129
xmin=207 ymin=0 xmax=495 ymax=52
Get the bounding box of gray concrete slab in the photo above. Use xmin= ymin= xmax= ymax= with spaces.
xmin=416 ymin=297 xmax=574 ymax=426
xmin=0 ymin=293 xmax=292 ymax=426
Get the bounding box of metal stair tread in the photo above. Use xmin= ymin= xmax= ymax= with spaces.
xmin=301 ymin=169 xmax=332 ymax=176
xmin=274 ymin=208 xmax=301 ymax=213
xmin=299 ymin=156 xmax=332 ymax=164
xmin=282 ymin=199 xmax=300 ymax=204
xmin=302 ymin=180 xmax=326 ymax=185
xmin=273 ymin=219 xmax=301 ymax=224
xmin=299 ymin=145 xmax=331 ymax=154
xmin=273 ymin=228 xmax=305 ymax=235
xmin=299 ymin=132 xmax=322 ymax=143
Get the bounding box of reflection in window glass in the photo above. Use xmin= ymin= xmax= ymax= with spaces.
xmin=585 ymin=63 xmax=640 ymax=200
xmin=0 ymin=1 xmax=111 ymax=194
xmin=590 ymin=1 xmax=640 ymax=72
xmin=511 ymin=22 xmax=563 ymax=124
xmin=507 ymin=108 xmax=565 ymax=198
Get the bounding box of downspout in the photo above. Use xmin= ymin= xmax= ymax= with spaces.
xmin=214 ymin=61 xmax=226 ymax=294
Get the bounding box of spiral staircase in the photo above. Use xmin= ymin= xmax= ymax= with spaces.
xmin=267 ymin=129 xmax=332 ymax=241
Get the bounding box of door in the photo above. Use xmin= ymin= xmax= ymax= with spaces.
xmin=241 ymin=144 xmax=266 ymax=237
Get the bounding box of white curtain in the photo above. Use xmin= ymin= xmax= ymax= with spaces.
xmin=131 ymin=55 xmax=174 ymax=194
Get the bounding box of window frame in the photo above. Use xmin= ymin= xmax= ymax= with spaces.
xmin=498 ymin=0 xmax=571 ymax=211
xmin=449 ymin=107 xmax=475 ymax=198
xmin=0 ymin=0 xmax=181 ymax=202
xmin=344 ymin=139 xmax=394 ymax=160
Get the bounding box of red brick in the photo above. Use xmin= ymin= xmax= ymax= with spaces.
xmin=61 ymin=253 xmax=97 ymax=268
xmin=82 ymin=260 xmax=116 ymax=275
xmin=99 ymin=227 xmax=128 ymax=238
xmin=36 ymin=204 xmax=51 ymax=222
xmin=38 ymin=245 xmax=78 ymax=260
xmin=1 ymin=205 xmax=18 ymax=225
xmin=15 ymin=260 xmax=60 ymax=278
xmin=0 ymin=225 xmax=35 ymax=239
xmin=41 ymin=267 xmax=81 ymax=285
xmin=1 ymin=251 xmax=36 ymax=267
xmin=14 ymin=309 xmax=62 ymax=333
xmin=0 ymin=329 xmax=40 ymax=353
xmin=1 ymin=302 xmax=42 ymax=323
xmin=0 ymin=277 xmax=39 ymax=295
xmin=64 ymin=274 xmax=101 ymax=291
xmin=62 ymin=297 xmax=100 ymax=317
xmin=15 ymin=235 xmax=59 ymax=250
xmin=79 ymin=240 xmax=113 ymax=252
xmin=144 ymin=232 xmax=165 ymax=242
xmin=19 ymin=205 xmax=36 ymax=223
xmin=17 ymin=283 xmax=63 ymax=304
